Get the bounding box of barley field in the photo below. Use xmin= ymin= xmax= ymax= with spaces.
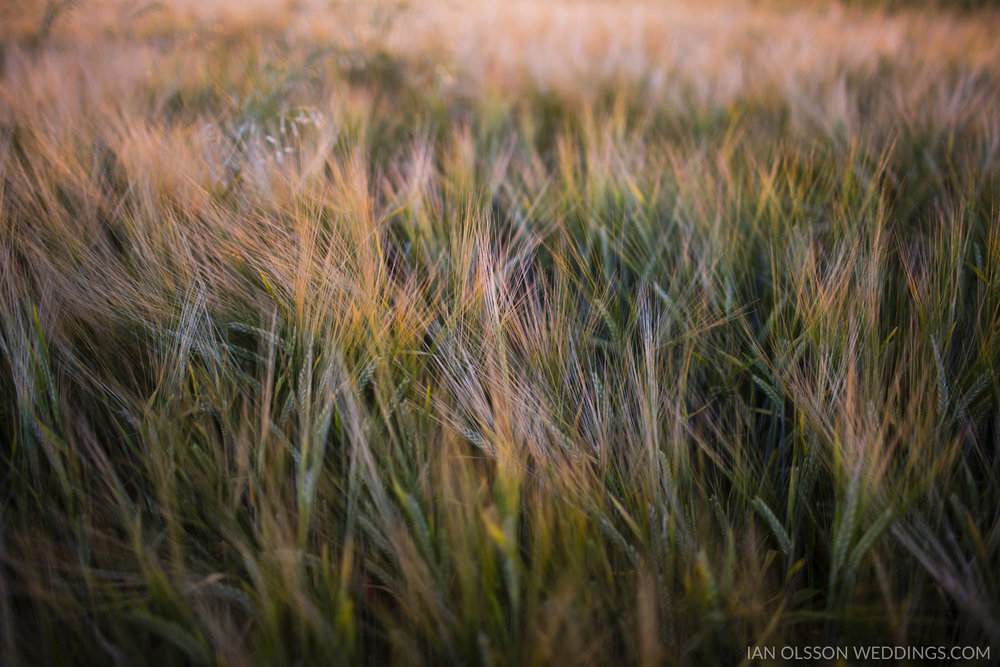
xmin=2 ymin=0 xmax=999 ymax=664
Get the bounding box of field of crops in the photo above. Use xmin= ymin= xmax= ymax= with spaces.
xmin=2 ymin=0 xmax=999 ymax=664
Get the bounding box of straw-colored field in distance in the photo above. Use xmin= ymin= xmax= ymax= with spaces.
xmin=2 ymin=0 xmax=999 ymax=664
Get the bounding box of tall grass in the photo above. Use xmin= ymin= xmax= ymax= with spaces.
xmin=2 ymin=0 xmax=999 ymax=664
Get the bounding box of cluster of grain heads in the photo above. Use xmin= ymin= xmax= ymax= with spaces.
xmin=2 ymin=0 xmax=1000 ymax=664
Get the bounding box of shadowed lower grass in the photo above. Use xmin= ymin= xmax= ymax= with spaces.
xmin=1 ymin=0 xmax=1000 ymax=664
